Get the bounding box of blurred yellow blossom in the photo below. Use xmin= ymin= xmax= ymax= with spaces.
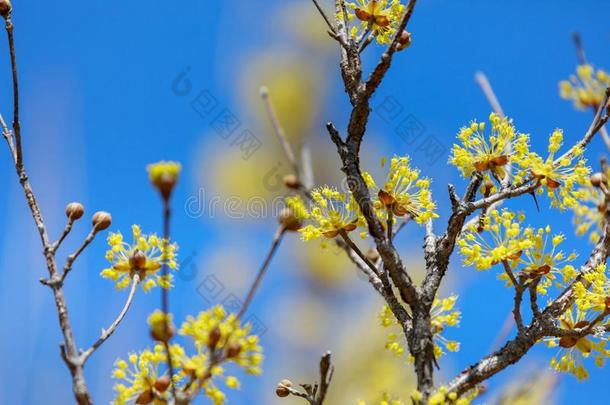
xmin=560 ymin=64 xmax=610 ymax=109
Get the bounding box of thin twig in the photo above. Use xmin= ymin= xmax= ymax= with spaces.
xmin=260 ymin=86 xmax=300 ymax=177
xmin=5 ymin=17 xmax=21 ymax=168
xmin=236 ymin=226 xmax=287 ymax=320
xmin=80 ymin=275 xmax=140 ymax=363
xmin=59 ymin=227 xmax=100 ymax=283
xmin=160 ymin=198 xmax=177 ymax=399
xmin=52 ymin=218 xmax=75 ymax=253
xmin=309 ymin=0 xmax=336 ymax=34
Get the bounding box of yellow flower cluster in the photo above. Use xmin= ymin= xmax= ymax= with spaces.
xmin=111 ymin=344 xmax=177 ymax=405
xmin=574 ymin=264 xmax=610 ymax=313
xmin=100 ymin=225 xmax=178 ymax=292
xmin=298 ymin=186 xmax=366 ymax=241
xmin=520 ymin=129 xmax=590 ymax=210
xmin=111 ymin=306 xmax=263 ymax=405
xmin=449 ymin=113 xmax=529 ymax=180
xmin=545 ymin=306 xmax=609 ymax=380
xmin=458 ymin=210 xmax=531 ymax=271
xmin=460 ymin=210 xmax=579 ymax=294
xmin=512 ymin=226 xmax=577 ymax=295
xmin=560 ymin=64 xmax=610 ymax=110
xmin=364 ymin=156 xmax=438 ymax=225
xmin=345 ymin=0 xmax=406 ymax=45
xmin=572 ymin=172 xmax=608 ymax=244
xmin=379 ymin=295 xmax=460 ymax=361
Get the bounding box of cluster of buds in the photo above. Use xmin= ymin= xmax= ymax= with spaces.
xmin=66 ymin=201 xmax=112 ymax=231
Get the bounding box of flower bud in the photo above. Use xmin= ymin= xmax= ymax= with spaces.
xmin=275 ymin=379 xmax=293 ymax=397
xmin=397 ymin=31 xmax=412 ymax=51
xmin=65 ymin=202 xmax=84 ymax=220
xmin=208 ymin=326 xmax=221 ymax=349
xmin=0 ymin=0 xmax=11 ymax=19
xmin=92 ymin=211 xmax=112 ymax=230
xmin=129 ymin=250 xmax=147 ymax=270
xmin=153 ymin=376 xmax=171 ymax=393
xmin=283 ymin=174 xmax=301 ymax=190
xmin=225 ymin=342 xmax=242 ymax=358
xmin=590 ymin=172 xmax=607 ymax=188
xmin=278 ymin=208 xmax=302 ymax=231
xmin=148 ymin=310 xmax=175 ymax=342
xmin=147 ymin=161 xmax=181 ymax=200
xmin=365 ymin=248 xmax=380 ymax=262
xmin=481 ymin=180 xmax=495 ymax=197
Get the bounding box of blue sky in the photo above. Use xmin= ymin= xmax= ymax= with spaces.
xmin=0 ymin=0 xmax=609 ymax=404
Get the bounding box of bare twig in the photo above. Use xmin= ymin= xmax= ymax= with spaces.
xmin=80 ymin=275 xmax=140 ymax=363
xmin=5 ymin=17 xmax=21 ymax=168
xmin=58 ymin=227 xmax=100 ymax=284
xmin=309 ymin=0 xmax=337 ymax=35
xmin=236 ymin=226 xmax=286 ymax=320
xmin=260 ymin=86 xmax=300 ymax=177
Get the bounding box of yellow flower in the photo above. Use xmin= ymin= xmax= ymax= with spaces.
xmin=572 ymin=172 xmax=608 ymax=244
xmin=379 ymin=295 xmax=461 ymax=361
xmin=519 ymin=129 xmax=591 ymax=210
xmin=560 ymin=64 xmax=610 ymax=110
xmin=100 ymin=225 xmax=178 ymax=292
xmin=449 ymin=113 xmax=529 ymax=180
xmin=513 ymin=226 xmax=578 ymax=295
xmin=111 ymin=344 xmax=178 ymax=405
xmin=298 ymin=186 xmax=365 ymax=240
xmin=365 ymin=155 xmax=438 ymax=225
xmin=458 ymin=209 xmax=532 ymax=271
xmin=545 ymin=306 xmax=610 ymax=380
xmin=178 ymin=305 xmax=264 ymax=379
xmin=345 ymin=0 xmax=406 ymax=45
xmin=574 ymin=264 xmax=610 ymax=313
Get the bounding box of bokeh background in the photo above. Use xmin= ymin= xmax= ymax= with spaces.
xmin=0 ymin=0 xmax=609 ymax=403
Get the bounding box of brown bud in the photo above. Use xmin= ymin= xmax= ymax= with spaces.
xmin=365 ymin=248 xmax=380 ymax=262
xmin=275 ymin=379 xmax=293 ymax=397
xmin=558 ymin=336 xmax=578 ymax=349
xmin=129 ymin=250 xmax=147 ymax=270
xmin=92 ymin=211 xmax=112 ymax=230
xmin=283 ymin=174 xmax=301 ymax=189
xmin=397 ymin=30 xmax=412 ymax=50
xmin=605 ymin=296 xmax=610 ymax=312
xmin=135 ymin=390 xmax=154 ymax=404
xmin=0 ymin=0 xmax=11 ymax=19
xmin=153 ymin=376 xmax=171 ymax=393
xmin=278 ymin=208 xmax=302 ymax=232
xmin=590 ymin=172 xmax=607 ymax=188
xmin=65 ymin=202 xmax=84 ymax=220
xmin=208 ymin=326 xmax=221 ymax=349
xmin=150 ymin=322 xmax=175 ymax=343
xmin=225 ymin=343 xmax=242 ymax=358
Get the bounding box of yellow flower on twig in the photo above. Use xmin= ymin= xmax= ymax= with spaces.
xmin=100 ymin=225 xmax=178 ymax=292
